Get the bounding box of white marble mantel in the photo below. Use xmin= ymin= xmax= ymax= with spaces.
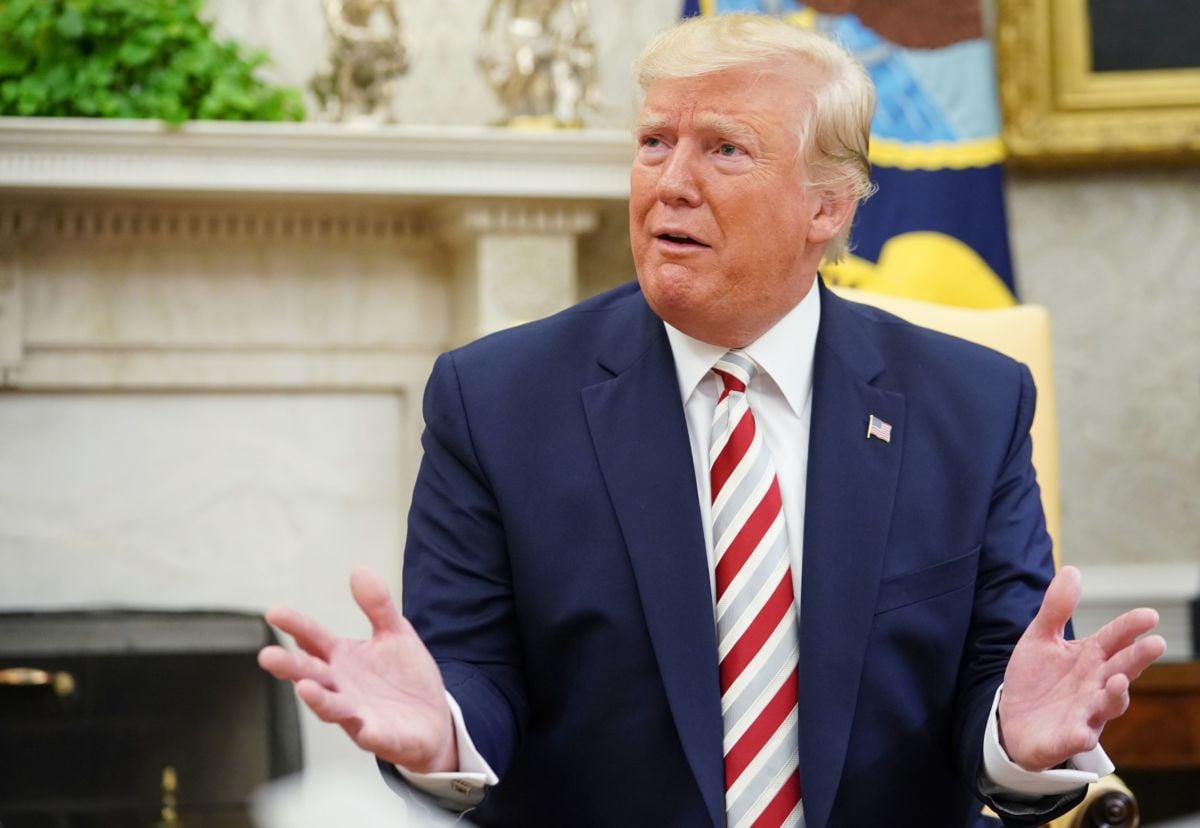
xmin=0 ymin=117 xmax=634 ymax=199
xmin=0 ymin=118 xmax=636 ymax=388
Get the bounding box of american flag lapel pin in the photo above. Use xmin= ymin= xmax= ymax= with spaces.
xmin=866 ymin=414 xmax=892 ymax=443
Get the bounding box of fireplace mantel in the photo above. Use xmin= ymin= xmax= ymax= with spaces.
xmin=0 ymin=118 xmax=638 ymax=390
xmin=0 ymin=117 xmax=634 ymax=199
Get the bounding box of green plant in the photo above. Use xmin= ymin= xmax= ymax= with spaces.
xmin=0 ymin=0 xmax=305 ymax=122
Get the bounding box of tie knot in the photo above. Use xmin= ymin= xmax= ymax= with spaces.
xmin=713 ymin=350 xmax=757 ymax=394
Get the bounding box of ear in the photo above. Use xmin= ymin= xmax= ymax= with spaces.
xmin=805 ymin=186 xmax=858 ymax=246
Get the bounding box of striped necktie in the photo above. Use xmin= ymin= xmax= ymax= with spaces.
xmin=710 ymin=350 xmax=802 ymax=828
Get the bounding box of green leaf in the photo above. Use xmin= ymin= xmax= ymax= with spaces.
xmin=55 ymin=9 xmax=85 ymax=39
xmin=117 ymin=41 xmax=155 ymax=67
xmin=0 ymin=50 xmax=31 ymax=77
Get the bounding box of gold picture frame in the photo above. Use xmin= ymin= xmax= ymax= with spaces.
xmin=996 ymin=0 xmax=1200 ymax=167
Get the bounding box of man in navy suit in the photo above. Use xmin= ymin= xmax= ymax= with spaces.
xmin=259 ymin=14 xmax=1164 ymax=827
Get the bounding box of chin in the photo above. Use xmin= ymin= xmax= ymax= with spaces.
xmin=637 ymin=265 xmax=696 ymax=323
xmin=637 ymin=272 xmax=727 ymax=344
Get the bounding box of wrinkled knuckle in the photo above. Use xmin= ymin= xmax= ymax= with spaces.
xmin=1078 ymin=727 xmax=1099 ymax=751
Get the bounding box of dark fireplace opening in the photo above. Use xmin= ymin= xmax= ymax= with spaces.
xmin=0 ymin=610 xmax=302 ymax=828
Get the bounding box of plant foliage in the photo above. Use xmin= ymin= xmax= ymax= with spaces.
xmin=0 ymin=0 xmax=305 ymax=122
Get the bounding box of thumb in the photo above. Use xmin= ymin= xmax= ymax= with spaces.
xmin=350 ymin=566 xmax=402 ymax=637
xmin=1027 ymin=564 xmax=1081 ymax=641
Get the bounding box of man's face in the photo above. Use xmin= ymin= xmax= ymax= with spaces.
xmin=630 ymin=63 xmax=843 ymax=347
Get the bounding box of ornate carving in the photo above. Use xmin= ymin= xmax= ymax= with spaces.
xmin=478 ymin=0 xmax=600 ymax=127
xmin=438 ymin=202 xmax=598 ymax=240
xmin=311 ymin=0 xmax=410 ymax=123
xmin=0 ymin=248 xmax=21 ymax=379
xmin=5 ymin=203 xmax=425 ymax=243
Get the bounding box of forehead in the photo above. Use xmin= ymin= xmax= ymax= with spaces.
xmin=637 ymin=64 xmax=812 ymax=131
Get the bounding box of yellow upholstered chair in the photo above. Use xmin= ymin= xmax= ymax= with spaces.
xmin=829 ymin=287 xmax=1139 ymax=828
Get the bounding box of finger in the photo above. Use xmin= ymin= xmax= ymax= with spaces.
xmin=1103 ymin=633 xmax=1167 ymax=683
xmin=296 ymin=678 xmax=357 ymax=725
xmin=257 ymin=645 xmax=335 ymax=688
xmin=265 ymin=606 xmax=339 ymax=659
xmin=1087 ymin=673 xmax=1130 ymax=729
xmin=1094 ymin=607 xmax=1160 ymax=658
xmin=1027 ymin=565 xmax=1081 ymax=641
xmin=257 ymin=645 xmax=299 ymax=680
xmin=350 ymin=566 xmax=402 ymax=637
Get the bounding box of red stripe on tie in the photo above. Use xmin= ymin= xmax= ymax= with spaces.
xmin=723 ymin=665 xmax=799 ymax=787
xmin=714 ymin=477 xmax=782 ymax=599
xmin=750 ymin=767 xmax=803 ymax=828
xmin=714 ymin=368 xmax=746 ymax=395
xmin=719 ymin=574 xmax=794 ymax=694
xmin=710 ymin=407 xmax=756 ymax=501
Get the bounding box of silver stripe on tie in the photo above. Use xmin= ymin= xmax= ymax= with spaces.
xmin=717 ymin=518 xmax=789 ymax=641
xmin=712 ymin=443 xmax=772 ymax=545
xmin=720 ymin=602 xmax=796 ymax=721
xmin=726 ymin=715 xmax=800 ymax=827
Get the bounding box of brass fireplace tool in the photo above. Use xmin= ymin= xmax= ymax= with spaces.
xmin=155 ymin=766 xmax=182 ymax=827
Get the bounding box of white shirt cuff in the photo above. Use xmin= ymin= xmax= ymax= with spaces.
xmin=394 ymin=692 xmax=500 ymax=807
xmin=983 ymin=684 xmax=1115 ymax=797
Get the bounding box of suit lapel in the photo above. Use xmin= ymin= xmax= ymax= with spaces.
xmin=799 ymin=285 xmax=905 ymax=828
xmin=580 ymin=297 xmax=725 ymax=828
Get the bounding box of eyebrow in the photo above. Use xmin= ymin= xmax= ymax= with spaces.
xmin=633 ymin=111 xmax=758 ymax=144
xmin=694 ymin=113 xmax=758 ymax=143
xmin=633 ymin=113 xmax=670 ymax=133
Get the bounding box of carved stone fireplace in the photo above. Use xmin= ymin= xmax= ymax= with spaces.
xmin=0 ymin=118 xmax=634 ymax=773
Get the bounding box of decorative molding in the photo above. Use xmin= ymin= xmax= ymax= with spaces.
xmin=0 ymin=119 xmax=634 ymax=199
xmin=0 ymin=207 xmax=33 ymax=242
xmin=437 ymin=203 xmax=600 ymax=240
xmin=8 ymin=201 xmax=428 ymax=243
xmin=0 ymin=251 xmax=20 ymax=376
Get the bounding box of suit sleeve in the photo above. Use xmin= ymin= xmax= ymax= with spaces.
xmin=953 ymin=363 xmax=1087 ymax=825
xmin=401 ymin=351 xmax=528 ymax=780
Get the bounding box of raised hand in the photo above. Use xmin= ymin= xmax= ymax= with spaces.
xmin=998 ymin=565 xmax=1166 ymax=772
xmin=258 ymin=566 xmax=458 ymax=774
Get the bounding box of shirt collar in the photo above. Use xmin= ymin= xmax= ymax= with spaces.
xmin=663 ymin=281 xmax=820 ymax=417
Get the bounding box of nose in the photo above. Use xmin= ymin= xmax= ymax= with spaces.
xmin=656 ymin=145 xmax=702 ymax=207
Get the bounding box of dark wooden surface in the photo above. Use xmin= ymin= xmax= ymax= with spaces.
xmin=1102 ymin=661 xmax=1200 ymax=771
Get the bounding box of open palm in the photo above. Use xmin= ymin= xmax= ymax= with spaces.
xmin=258 ymin=567 xmax=457 ymax=773
xmin=998 ymin=566 xmax=1165 ymax=771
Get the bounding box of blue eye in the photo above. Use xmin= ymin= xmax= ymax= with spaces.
xmin=718 ymin=143 xmax=739 ymax=156
xmin=643 ymin=136 xmax=662 ymax=148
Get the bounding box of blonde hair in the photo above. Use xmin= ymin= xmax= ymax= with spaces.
xmin=635 ymin=14 xmax=876 ymax=262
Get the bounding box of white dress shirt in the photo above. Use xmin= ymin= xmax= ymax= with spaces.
xmin=403 ymin=284 xmax=1111 ymax=808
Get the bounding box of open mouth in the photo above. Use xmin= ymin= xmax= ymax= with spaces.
xmin=657 ymin=233 xmax=708 ymax=247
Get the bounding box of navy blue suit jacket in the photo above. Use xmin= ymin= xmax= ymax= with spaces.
xmin=401 ymin=281 xmax=1084 ymax=827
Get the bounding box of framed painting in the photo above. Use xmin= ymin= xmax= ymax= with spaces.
xmin=996 ymin=0 xmax=1200 ymax=166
